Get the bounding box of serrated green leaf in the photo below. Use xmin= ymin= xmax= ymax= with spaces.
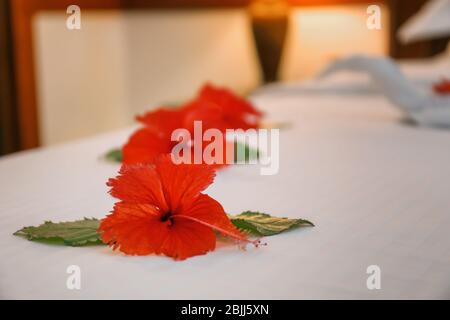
xmin=234 ymin=141 xmax=260 ymax=163
xmin=105 ymin=148 xmax=123 ymax=163
xmin=14 ymin=212 xmax=313 ymax=247
xmin=229 ymin=211 xmax=314 ymax=236
xmin=14 ymin=218 xmax=103 ymax=246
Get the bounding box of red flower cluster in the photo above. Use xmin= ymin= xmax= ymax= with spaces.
xmin=99 ymin=84 xmax=264 ymax=260
xmin=98 ymin=155 xmax=256 ymax=260
xmin=433 ymin=78 xmax=450 ymax=95
xmin=122 ymin=84 xmax=263 ymax=165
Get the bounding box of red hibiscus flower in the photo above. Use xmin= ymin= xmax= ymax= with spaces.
xmin=136 ymin=107 xmax=187 ymax=139
xmin=433 ymin=78 xmax=450 ymax=95
xmin=123 ymin=107 xmax=186 ymax=164
xmin=182 ymin=84 xmax=263 ymax=132
xmin=98 ymin=155 xmax=256 ymax=260
xmin=122 ymin=128 xmax=174 ymax=164
xmin=122 ymin=127 xmax=235 ymax=169
xmin=122 ymin=127 xmax=234 ymax=166
xmin=122 ymin=83 xmax=262 ymax=166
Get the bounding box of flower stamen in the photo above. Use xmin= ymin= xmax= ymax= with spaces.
xmin=175 ymin=214 xmax=262 ymax=247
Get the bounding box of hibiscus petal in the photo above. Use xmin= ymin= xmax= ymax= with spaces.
xmin=158 ymin=219 xmax=216 ymax=260
xmin=175 ymin=194 xmax=249 ymax=244
xmin=200 ymin=84 xmax=262 ymax=116
xmin=107 ymin=164 xmax=169 ymax=212
xmin=122 ymin=128 xmax=172 ymax=165
xmin=137 ymin=107 xmax=187 ymax=138
xmin=155 ymin=155 xmax=216 ymax=211
xmin=98 ymin=202 xmax=216 ymax=259
xmin=181 ymin=85 xmax=262 ymax=132
xmin=98 ymin=202 xmax=170 ymax=255
xmin=433 ymin=79 xmax=450 ymax=95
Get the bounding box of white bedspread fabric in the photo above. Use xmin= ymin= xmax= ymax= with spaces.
xmin=1 ymin=57 xmax=450 ymax=299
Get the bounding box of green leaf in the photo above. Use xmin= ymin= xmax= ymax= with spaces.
xmin=234 ymin=141 xmax=260 ymax=163
xmin=229 ymin=211 xmax=314 ymax=236
xmin=105 ymin=148 xmax=122 ymax=163
xmin=14 ymin=212 xmax=313 ymax=247
xmin=14 ymin=218 xmax=103 ymax=246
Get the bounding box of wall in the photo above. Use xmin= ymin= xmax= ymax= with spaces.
xmin=34 ymin=9 xmax=260 ymax=146
xmin=33 ymin=5 xmax=389 ymax=146
xmin=280 ymin=4 xmax=389 ymax=80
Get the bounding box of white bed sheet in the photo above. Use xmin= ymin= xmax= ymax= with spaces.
xmin=1 ymin=62 xmax=450 ymax=299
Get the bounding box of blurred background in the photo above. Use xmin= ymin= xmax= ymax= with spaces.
xmin=0 ymin=0 xmax=448 ymax=155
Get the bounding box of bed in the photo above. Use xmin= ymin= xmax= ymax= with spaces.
xmin=1 ymin=56 xmax=450 ymax=299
